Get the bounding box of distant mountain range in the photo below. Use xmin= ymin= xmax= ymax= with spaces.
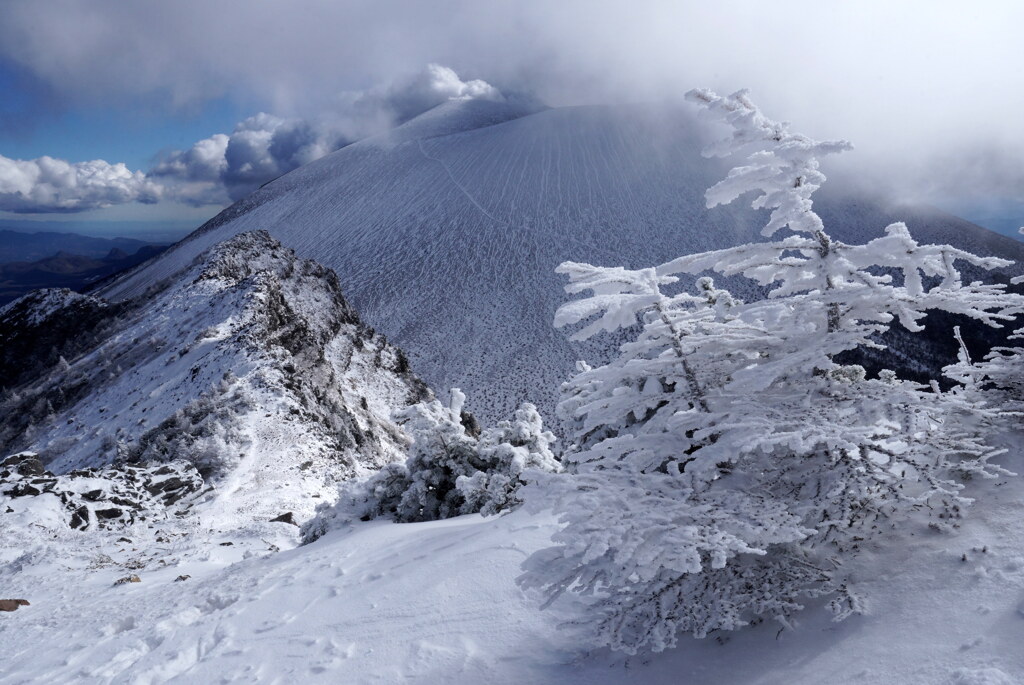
xmin=0 ymin=228 xmax=159 ymax=263
xmin=0 ymin=241 xmax=166 ymax=305
xmin=0 ymin=219 xmax=196 ymax=245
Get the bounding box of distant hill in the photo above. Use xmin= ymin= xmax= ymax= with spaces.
xmin=0 ymin=229 xmax=156 ymax=263
xmin=0 ymin=244 xmax=166 ymax=305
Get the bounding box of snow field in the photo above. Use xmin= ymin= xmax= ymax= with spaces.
xmin=3 ymin=457 xmax=1024 ymax=685
xmin=97 ymin=100 xmax=1024 ymax=424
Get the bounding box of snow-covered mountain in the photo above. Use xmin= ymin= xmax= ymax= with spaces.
xmin=2 ymin=144 xmax=1024 ymax=684
xmin=96 ymin=98 xmax=1024 ymax=422
xmin=0 ymin=230 xmax=430 ymax=535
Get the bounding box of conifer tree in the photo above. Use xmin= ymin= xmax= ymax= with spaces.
xmin=519 ymin=89 xmax=1021 ymax=654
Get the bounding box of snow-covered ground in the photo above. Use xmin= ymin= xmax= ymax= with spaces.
xmin=3 ymin=443 xmax=1023 ymax=685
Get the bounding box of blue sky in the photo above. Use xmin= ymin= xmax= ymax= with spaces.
xmin=0 ymin=62 xmax=248 ymax=169
xmin=0 ymin=1 xmax=1021 ymax=241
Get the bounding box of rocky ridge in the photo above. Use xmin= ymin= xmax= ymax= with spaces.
xmin=0 ymin=230 xmax=431 ymax=543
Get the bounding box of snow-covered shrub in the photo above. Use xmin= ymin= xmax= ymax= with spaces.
xmin=129 ymin=374 xmax=253 ymax=477
xmin=946 ymin=296 xmax=1024 ymax=416
xmin=518 ymin=89 xmax=1022 ymax=654
xmin=941 ymin=318 xmax=1024 ymax=468
xmin=458 ymin=401 xmax=560 ymax=516
xmin=305 ymin=389 xmax=559 ymax=535
xmin=356 ymin=389 xmax=481 ymax=522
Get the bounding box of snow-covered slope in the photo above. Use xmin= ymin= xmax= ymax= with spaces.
xmin=96 ymin=100 xmax=1024 ymax=422
xmin=2 ymin=212 xmax=1023 ymax=685
xmin=2 ymin=446 xmax=1022 ymax=685
xmin=0 ymin=230 xmax=430 ymax=532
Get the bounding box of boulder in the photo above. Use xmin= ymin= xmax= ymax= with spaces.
xmin=0 ymin=599 xmax=30 ymax=612
xmin=270 ymin=512 xmax=297 ymax=526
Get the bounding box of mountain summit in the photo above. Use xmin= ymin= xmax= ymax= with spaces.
xmin=97 ymin=101 xmax=1024 ymax=421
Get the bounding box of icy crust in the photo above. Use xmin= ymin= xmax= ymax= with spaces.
xmin=94 ymin=103 xmax=1024 ymax=424
xmin=0 ymin=230 xmax=430 ymax=533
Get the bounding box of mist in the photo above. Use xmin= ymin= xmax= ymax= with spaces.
xmin=0 ymin=0 xmax=1021 ymax=223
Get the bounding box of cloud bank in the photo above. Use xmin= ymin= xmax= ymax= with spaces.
xmin=0 ymin=155 xmax=160 ymax=213
xmin=152 ymin=64 xmax=505 ymax=204
xmin=2 ymin=64 xmax=505 ymax=211
xmin=0 ymin=1 xmax=1021 ymax=213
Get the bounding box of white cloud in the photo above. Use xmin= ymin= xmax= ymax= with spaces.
xmin=0 ymin=64 xmax=506 ymax=213
xmin=0 ymin=154 xmax=161 ymax=213
xmin=354 ymin=63 xmax=504 ymax=123
xmin=150 ymin=134 xmax=228 ymax=183
xmin=153 ymin=64 xmax=505 ymax=204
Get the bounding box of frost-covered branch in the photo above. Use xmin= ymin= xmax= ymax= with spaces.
xmin=521 ymin=88 xmax=1023 ymax=655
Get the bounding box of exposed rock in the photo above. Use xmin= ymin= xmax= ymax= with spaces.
xmin=0 ymin=599 xmax=29 ymax=612
xmin=0 ymin=453 xmax=46 ymax=478
xmin=1 ymin=454 xmax=203 ymax=530
xmin=113 ymin=575 xmax=141 ymax=586
xmin=175 ymin=575 xmax=191 ymax=582
xmin=270 ymin=512 xmax=297 ymax=526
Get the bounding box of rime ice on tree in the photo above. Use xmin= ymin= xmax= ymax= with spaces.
xmin=519 ymin=89 xmax=1022 ymax=655
xmin=305 ymin=389 xmax=560 ymax=536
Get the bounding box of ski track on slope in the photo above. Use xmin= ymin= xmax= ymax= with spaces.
xmin=417 ymin=137 xmax=509 ymax=228
xmin=416 ymin=134 xmax=618 ymax=263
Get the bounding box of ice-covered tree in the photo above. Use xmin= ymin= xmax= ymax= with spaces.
xmin=356 ymin=389 xmax=481 ymax=522
xmin=946 ymin=243 xmax=1024 ymax=417
xmin=519 ymin=89 xmax=1021 ymax=654
xmin=458 ymin=401 xmax=560 ymax=516
xmin=958 ymin=336 xmax=1024 ymax=413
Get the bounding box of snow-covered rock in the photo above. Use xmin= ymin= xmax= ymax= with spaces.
xmin=0 ymin=230 xmax=431 ymax=533
xmin=1 ymin=452 xmax=203 ymax=530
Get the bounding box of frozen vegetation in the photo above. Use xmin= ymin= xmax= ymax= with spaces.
xmin=519 ymin=89 xmax=1023 ymax=655
xmin=3 ymin=92 xmax=1024 ymax=685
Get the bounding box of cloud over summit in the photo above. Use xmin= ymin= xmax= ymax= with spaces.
xmin=153 ymin=64 xmax=506 ymax=205
xmin=3 ymin=64 xmax=506 ymax=211
xmin=0 ymin=1 xmax=1021 ymax=218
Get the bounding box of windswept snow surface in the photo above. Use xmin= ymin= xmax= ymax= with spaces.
xmin=97 ymin=99 xmax=1024 ymax=422
xmin=2 ymin=446 xmax=1024 ymax=684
